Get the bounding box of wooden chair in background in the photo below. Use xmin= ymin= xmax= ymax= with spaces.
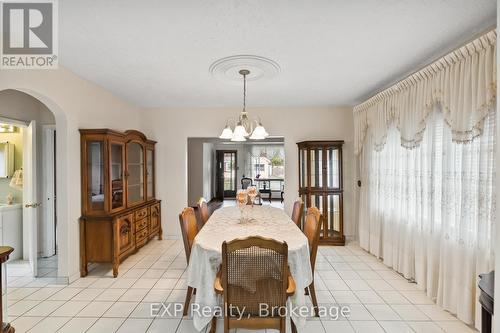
xmin=303 ymin=207 xmax=322 ymax=317
xmin=179 ymin=207 xmax=199 ymax=316
xmin=214 ymin=236 xmax=297 ymax=333
xmin=291 ymin=198 xmax=304 ymax=228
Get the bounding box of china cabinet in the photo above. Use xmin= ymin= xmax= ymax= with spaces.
xmin=297 ymin=141 xmax=345 ymax=245
xmin=80 ymin=129 xmax=161 ymax=277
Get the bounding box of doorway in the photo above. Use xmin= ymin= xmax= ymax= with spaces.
xmin=0 ymin=90 xmax=58 ymax=280
xmin=216 ymin=150 xmax=237 ymax=199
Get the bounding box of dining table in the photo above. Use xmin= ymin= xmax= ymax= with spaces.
xmin=186 ymin=205 xmax=313 ymax=331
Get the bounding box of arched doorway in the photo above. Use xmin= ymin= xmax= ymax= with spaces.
xmin=0 ymin=89 xmax=69 ymax=281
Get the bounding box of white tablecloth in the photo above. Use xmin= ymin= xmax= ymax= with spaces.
xmin=186 ymin=205 xmax=313 ymax=331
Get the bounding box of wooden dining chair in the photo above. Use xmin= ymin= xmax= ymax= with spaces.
xmin=179 ymin=207 xmax=198 ymax=316
xmin=303 ymin=207 xmax=322 ymax=317
xmin=197 ymin=197 xmax=210 ymax=227
xmin=213 ymin=236 xmax=297 ymax=333
xmin=291 ymin=198 xmax=304 ymax=228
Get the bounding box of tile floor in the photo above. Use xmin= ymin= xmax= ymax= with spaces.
xmin=8 ymin=255 xmax=59 ymax=280
xmin=5 ymin=239 xmax=477 ymax=333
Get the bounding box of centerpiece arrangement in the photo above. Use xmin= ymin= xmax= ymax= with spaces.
xmin=236 ymin=186 xmax=259 ymax=223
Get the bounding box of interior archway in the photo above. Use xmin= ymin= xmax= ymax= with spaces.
xmin=0 ymin=88 xmax=69 ymax=281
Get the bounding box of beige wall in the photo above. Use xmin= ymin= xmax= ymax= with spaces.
xmin=143 ymin=107 xmax=356 ymax=239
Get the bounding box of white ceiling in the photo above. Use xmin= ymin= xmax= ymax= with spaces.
xmin=60 ymin=0 xmax=496 ymax=108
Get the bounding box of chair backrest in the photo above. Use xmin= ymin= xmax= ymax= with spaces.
xmin=179 ymin=207 xmax=198 ymax=264
xmin=291 ymin=198 xmax=304 ymax=228
xmin=241 ymin=177 xmax=253 ymax=190
xmin=197 ymin=197 xmax=210 ymax=226
xmin=304 ymin=207 xmax=322 ymax=271
xmin=222 ymin=236 xmax=288 ymax=318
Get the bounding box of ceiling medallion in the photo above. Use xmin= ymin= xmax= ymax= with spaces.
xmin=209 ymin=55 xmax=280 ymax=84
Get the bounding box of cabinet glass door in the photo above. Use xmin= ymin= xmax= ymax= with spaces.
xmin=326 ymin=194 xmax=342 ymax=239
xmin=87 ymin=141 xmax=105 ymax=212
xmin=146 ymin=148 xmax=154 ymax=200
xmin=127 ymin=142 xmax=144 ymax=205
xmin=326 ymin=147 xmax=340 ymax=189
xmin=110 ymin=143 xmax=125 ymax=210
xmin=310 ymin=148 xmax=323 ymax=189
xmin=299 ymin=148 xmax=308 ymax=188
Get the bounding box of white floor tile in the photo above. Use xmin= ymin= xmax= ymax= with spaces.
xmin=349 ymin=320 xmax=385 ymax=333
xmin=4 ymin=240 xmax=481 ymax=333
xmin=24 ymin=300 xmax=65 ymax=316
xmin=146 ymin=318 xmax=181 ymax=332
xmin=407 ymin=321 xmax=445 ymax=333
xmin=378 ymin=320 xmax=414 ymax=333
xmin=103 ymin=301 xmax=140 ymax=318
xmin=321 ymin=321 xmax=355 ymax=332
xmin=8 ymin=300 xmax=41 ymax=316
xmin=87 ymin=317 xmax=126 ymax=333
xmin=76 ymin=301 xmax=114 ymax=317
xmin=50 ymin=300 xmax=89 ymax=316
xmin=27 ymin=316 xmax=70 ymax=333
xmin=391 ymin=304 xmax=430 ymax=321
xmin=57 ymin=317 xmax=99 ymax=333
xmin=10 ymin=316 xmax=44 ymax=332
xmin=116 ymin=318 xmax=153 ymax=333
xmin=435 ymin=320 xmax=477 ymax=333
xmin=364 ymin=304 xmax=400 ymax=321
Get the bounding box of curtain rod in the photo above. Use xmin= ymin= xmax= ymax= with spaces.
xmin=354 ymin=26 xmax=497 ymax=111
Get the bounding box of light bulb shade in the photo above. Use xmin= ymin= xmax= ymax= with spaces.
xmin=250 ymin=124 xmax=268 ymax=140
xmin=233 ymin=123 xmax=249 ymax=137
xmin=231 ymin=133 xmax=247 ymax=142
xmin=219 ymin=126 xmax=233 ymax=139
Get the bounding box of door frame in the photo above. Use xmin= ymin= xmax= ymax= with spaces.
xmin=42 ymin=125 xmax=56 ymax=258
xmin=22 ymin=121 xmax=38 ymax=276
xmin=216 ymin=150 xmax=238 ymax=199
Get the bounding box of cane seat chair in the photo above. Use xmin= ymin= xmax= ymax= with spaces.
xmin=214 ymin=236 xmax=297 ymax=333
xmin=179 ymin=207 xmax=198 ymax=316
xmin=303 ymin=207 xmax=322 ymax=317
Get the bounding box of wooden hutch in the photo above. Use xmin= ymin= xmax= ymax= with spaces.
xmin=297 ymin=141 xmax=345 ymax=245
xmin=80 ymin=129 xmax=161 ymax=277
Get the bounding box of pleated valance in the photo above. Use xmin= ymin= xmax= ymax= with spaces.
xmin=354 ymin=30 xmax=497 ymax=155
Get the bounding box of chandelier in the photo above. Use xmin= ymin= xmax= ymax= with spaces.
xmin=219 ymin=69 xmax=269 ymax=141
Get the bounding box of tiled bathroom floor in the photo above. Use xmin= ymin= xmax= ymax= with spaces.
xmin=5 ymin=239 xmax=477 ymax=333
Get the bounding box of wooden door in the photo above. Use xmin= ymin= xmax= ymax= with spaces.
xmin=216 ymin=150 xmax=237 ymax=199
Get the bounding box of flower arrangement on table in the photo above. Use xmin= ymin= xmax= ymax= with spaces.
xmin=246 ymin=186 xmax=258 ymax=206
xmin=236 ymin=189 xmax=256 ymax=223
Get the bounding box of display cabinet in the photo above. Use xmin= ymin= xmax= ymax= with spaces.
xmin=297 ymin=141 xmax=344 ymax=245
xmin=80 ymin=129 xmax=162 ymax=277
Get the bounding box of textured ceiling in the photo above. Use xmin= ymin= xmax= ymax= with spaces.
xmin=60 ymin=0 xmax=496 ymax=108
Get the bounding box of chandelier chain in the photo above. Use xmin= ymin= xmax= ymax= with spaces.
xmin=243 ymin=72 xmax=246 ymax=113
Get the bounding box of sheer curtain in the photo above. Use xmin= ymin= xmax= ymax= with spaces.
xmin=358 ymin=106 xmax=496 ymax=326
